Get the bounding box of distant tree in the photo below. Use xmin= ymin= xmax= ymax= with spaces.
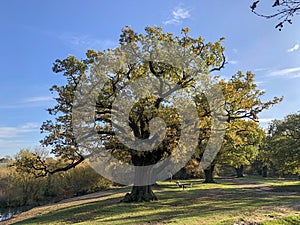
xmin=262 ymin=113 xmax=300 ymax=176
xmin=195 ymin=72 xmax=282 ymax=183
xmin=256 ymin=136 xmax=276 ymax=177
xmin=251 ymin=0 xmax=300 ymax=30
xmin=218 ymin=120 xmax=266 ymax=178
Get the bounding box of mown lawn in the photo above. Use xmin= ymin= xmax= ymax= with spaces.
xmin=5 ymin=177 xmax=300 ymax=225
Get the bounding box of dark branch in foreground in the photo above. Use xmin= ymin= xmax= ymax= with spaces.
xmin=251 ymin=0 xmax=300 ymax=30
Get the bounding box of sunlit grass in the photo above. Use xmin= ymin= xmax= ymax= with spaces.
xmin=10 ymin=177 xmax=300 ymax=225
xmin=261 ymin=215 xmax=300 ymax=225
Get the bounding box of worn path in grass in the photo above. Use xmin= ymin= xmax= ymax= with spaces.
xmin=1 ymin=177 xmax=300 ymax=225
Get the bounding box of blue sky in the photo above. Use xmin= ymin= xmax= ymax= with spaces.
xmin=1 ymin=0 xmax=300 ymax=157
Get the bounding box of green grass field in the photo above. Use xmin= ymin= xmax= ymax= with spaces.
xmin=5 ymin=177 xmax=300 ymax=225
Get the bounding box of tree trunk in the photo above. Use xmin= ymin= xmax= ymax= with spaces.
xmin=235 ymin=165 xmax=244 ymax=178
xmin=203 ymin=164 xmax=215 ymax=183
xmin=121 ymin=185 xmax=158 ymax=202
xmin=121 ymin=153 xmax=158 ymax=202
xmin=262 ymin=166 xmax=268 ymax=177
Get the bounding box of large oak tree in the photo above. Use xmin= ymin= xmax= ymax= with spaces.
xmin=14 ymin=27 xmax=281 ymax=201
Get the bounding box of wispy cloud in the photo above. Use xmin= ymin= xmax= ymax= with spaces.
xmin=259 ymin=118 xmax=274 ymax=123
xmin=269 ymin=67 xmax=300 ymax=78
xmin=0 ymin=123 xmax=41 ymax=156
xmin=228 ymin=60 xmax=238 ymax=65
xmin=259 ymin=118 xmax=274 ymax=129
xmin=163 ymin=6 xmax=191 ymax=25
xmin=59 ymin=33 xmax=117 ymax=51
xmin=254 ymin=68 xmax=270 ymax=72
xmin=22 ymin=26 xmax=117 ymax=52
xmin=287 ymin=44 xmax=299 ymax=53
xmin=0 ymin=96 xmax=54 ymax=109
xmin=0 ymin=104 xmax=23 ymax=109
xmin=0 ymin=123 xmax=39 ymax=139
xmin=23 ymin=96 xmax=53 ymax=103
xmin=254 ymin=81 xmax=265 ymax=86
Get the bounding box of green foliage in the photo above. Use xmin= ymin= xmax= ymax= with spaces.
xmin=220 ymin=71 xmax=282 ymax=122
xmin=12 ymin=26 xmax=282 ymax=199
xmin=14 ymin=26 xmax=228 ymax=179
xmin=195 ymin=71 xmax=281 ymax=181
xmin=261 ymin=112 xmax=300 ymax=175
xmin=218 ymin=119 xmax=265 ymax=168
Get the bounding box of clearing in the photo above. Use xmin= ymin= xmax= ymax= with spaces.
xmin=1 ymin=177 xmax=300 ymax=225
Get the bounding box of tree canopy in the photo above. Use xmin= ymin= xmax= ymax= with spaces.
xmin=218 ymin=119 xmax=266 ymax=177
xmin=14 ymin=26 xmax=282 ymax=202
xmin=195 ymin=71 xmax=281 ymax=182
xmin=261 ymin=113 xmax=300 ymax=175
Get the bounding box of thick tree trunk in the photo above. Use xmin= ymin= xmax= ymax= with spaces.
xmin=203 ymin=164 xmax=215 ymax=183
xmin=122 ymin=185 xmax=158 ymax=202
xmin=121 ymin=153 xmax=159 ymax=202
xmin=235 ymin=165 xmax=244 ymax=178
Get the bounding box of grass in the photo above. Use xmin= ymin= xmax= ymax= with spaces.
xmin=4 ymin=177 xmax=300 ymax=225
xmin=261 ymin=216 xmax=300 ymax=224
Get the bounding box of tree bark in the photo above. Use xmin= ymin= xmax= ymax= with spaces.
xmin=121 ymin=153 xmax=159 ymax=202
xmin=121 ymin=185 xmax=158 ymax=202
xmin=203 ymin=164 xmax=215 ymax=183
xmin=235 ymin=165 xmax=244 ymax=178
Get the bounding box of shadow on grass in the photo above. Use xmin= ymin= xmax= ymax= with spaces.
xmin=13 ymin=181 xmax=300 ymax=225
xmin=270 ymin=184 xmax=300 ymax=193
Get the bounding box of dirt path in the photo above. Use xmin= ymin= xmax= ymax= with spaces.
xmin=1 ymin=189 xmax=124 ymax=225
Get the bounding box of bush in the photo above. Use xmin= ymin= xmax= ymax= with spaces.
xmin=44 ymin=163 xmax=111 ymax=201
xmin=0 ymin=162 xmax=111 ymax=209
